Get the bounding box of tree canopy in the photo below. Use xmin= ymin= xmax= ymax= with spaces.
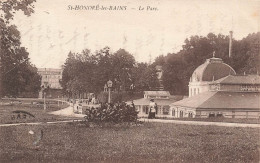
xmin=0 ymin=0 xmax=40 ymax=97
xmin=156 ymin=32 xmax=260 ymax=95
xmin=62 ymin=32 xmax=259 ymax=97
xmin=61 ymin=48 xmax=160 ymax=98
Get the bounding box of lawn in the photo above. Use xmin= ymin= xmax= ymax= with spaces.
xmin=0 ymin=102 xmax=79 ymax=124
xmin=0 ymin=122 xmax=259 ymax=163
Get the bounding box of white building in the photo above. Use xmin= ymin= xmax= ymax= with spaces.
xmin=131 ymin=91 xmax=182 ymax=118
xmin=38 ymin=68 xmax=62 ymax=89
xmin=171 ymin=56 xmax=260 ymax=119
xmin=189 ymin=56 xmax=236 ymax=97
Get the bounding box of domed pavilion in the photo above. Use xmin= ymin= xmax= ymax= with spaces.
xmin=189 ymin=53 xmax=236 ymax=97
xmin=170 ymin=52 xmax=260 ymax=119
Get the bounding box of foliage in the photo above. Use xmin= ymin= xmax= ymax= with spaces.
xmin=97 ymin=92 xmax=122 ymax=104
xmin=0 ymin=0 xmax=36 ymax=23
xmin=0 ymin=0 xmax=40 ymax=98
xmin=97 ymin=91 xmax=143 ymax=103
xmin=84 ymin=102 xmax=138 ymax=124
xmin=61 ymin=48 xmax=159 ymax=98
xmin=158 ymin=32 xmax=260 ymax=95
xmin=61 ymin=30 xmax=259 ymax=97
xmin=132 ymin=63 xmax=160 ymax=91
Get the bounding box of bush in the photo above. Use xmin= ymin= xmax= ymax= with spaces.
xmin=84 ymin=102 xmax=139 ymax=124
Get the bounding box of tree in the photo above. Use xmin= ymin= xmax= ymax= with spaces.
xmin=61 ymin=47 xmax=161 ymax=98
xmin=111 ymin=49 xmax=135 ymax=91
xmin=161 ymin=32 xmax=260 ymax=95
xmin=61 ymin=50 xmax=98 ymax=98
xmin=132 ymin=63 xmax=160 ymax=91
xmin=0 ymin=0 xmax=40 ymax=97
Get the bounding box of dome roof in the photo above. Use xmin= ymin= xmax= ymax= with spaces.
xmin=191 ymin=57 xmax=236 ymax=82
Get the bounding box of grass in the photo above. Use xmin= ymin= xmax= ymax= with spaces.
xmin=0 ymin=122 xmax=259 ymax=163
xmin=0 ymin=103 xmax=79 ymax=124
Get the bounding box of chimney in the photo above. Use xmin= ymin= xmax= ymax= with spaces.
xmin=229 ymin=31 xmax=233 ymax=58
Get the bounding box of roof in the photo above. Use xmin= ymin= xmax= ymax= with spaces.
xmin=171 ymin=91 xmax=260 ymax=110
xmin=213 ymin=75 xmax=260 ymax=85
xmin=130 ymin=95 xmax=182 ymax=106
xmin=38 ymin=68 xmax=62 ymax=72
xmin=191 ymin=57 xmax=236 ymax=82
xmin=144 ymin=91 xmax=170 ymax=96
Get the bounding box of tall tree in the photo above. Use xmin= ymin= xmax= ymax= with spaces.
xmin=111 ymin=49 xmax=135 ymax=91
xmin=0 ymin=0 xmax=40 ymax=97
xmin=161 ymin=32 xmax=260 ymax=95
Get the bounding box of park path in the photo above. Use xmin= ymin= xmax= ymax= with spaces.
xmin=1 ymin=117 xmax=259 ymax=128
xmin=140 ymin=118 xmax=260 ymax=128
xmin=0 ymin=104 xmax=259 ymax=128
xmin=50 ymin=106 xmax=85 ymax=118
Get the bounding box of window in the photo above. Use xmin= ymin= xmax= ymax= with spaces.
xmin=142 ymin=107 xmax=146 ymax=113
xmin=163 ymin=107 xmax=170 ymax=115
xmin=241 ymin=85 xmax=260 ymax=91
xmin=188 ymin=112 xmax=193 ymax=118
xmin=135 ymin=106 xmax=140 ymax=112
xmin=145 ymin=106 xmax=149 ymax=114
xmin=209 ymin=113 xmax=215 ymax=118
xmin=180 ymin=111 xmax=184 ymax=118
xmin=172 ymin=109 xmax=175 ymax=117
xmin=196 ymin=111 xmax=201 ymax=118
xmin=156 ymin=107 xmax=161 ymax=115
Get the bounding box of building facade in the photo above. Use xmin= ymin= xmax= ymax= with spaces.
xmin=171 ymin=56 xmax=260 ymax=119
xmin=38 ymin=68 xmax=62 ymax=89
xmin=130 ymin=91 xmax=182 ymax=118
xmin=38 ymin=68 xmax=63 ymax=98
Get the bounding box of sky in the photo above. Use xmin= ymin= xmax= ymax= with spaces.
xmin=11 ymin=0 xmax=260 ymax=68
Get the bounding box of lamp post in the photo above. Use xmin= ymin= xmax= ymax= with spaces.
xmin=43 ymin=91 xmax=46 ymax=110
xmin=107 ymin=80 xmax=113 ymax=103
xmin=41 ymin=85 xmax=48 ymax=110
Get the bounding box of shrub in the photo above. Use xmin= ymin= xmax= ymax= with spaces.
xmin=84 ymin=102 xmax=139 ymax=124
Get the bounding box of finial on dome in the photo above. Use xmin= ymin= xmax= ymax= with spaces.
xmin=213 ymin=51 xmax=215 ymax=58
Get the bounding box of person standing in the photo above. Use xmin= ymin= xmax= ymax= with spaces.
xmin=149 ymin=99 xmax=156 ymax=119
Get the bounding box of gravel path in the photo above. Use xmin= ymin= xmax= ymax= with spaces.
xmin=1 ymin=105 xmax=259 ymax=128
xmin=50 ymin=106 xmax=85 ymax=118
xmin=140 ymin=118 xmax=260 ymax=128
